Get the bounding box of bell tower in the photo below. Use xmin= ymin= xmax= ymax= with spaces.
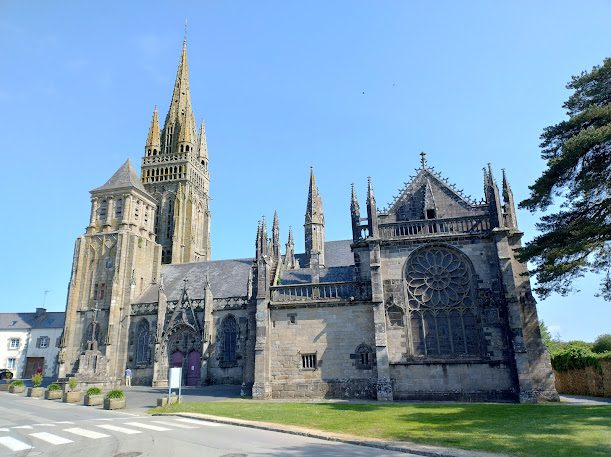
xmin=141 ymin=38 xmax=211 ymax=264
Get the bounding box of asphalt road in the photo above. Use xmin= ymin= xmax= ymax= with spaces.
xmin=0 ymin=391 xmax=414 ymax=457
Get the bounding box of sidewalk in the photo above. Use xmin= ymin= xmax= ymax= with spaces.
xmin=155 ymin=411 xmax=516 ymax=457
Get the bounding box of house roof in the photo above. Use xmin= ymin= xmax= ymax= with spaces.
xmin=0 ymin=311 xmax=65 ymax=330
xmin=92 ymin=159 xmax=148 ymax=194
xmin=294 ymin=239 xmax=354 ymax=268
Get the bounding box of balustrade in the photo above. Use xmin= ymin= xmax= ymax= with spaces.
xmin=270 ymin=281 xmax=371 ymax=303
xmin=378 ymin=216 xmax=490 ymax=239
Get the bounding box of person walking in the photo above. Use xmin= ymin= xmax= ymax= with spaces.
xmin=125 ymin=367 xmax=132 ymax=387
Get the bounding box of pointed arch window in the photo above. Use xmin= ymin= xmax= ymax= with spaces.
xmin=220 ymin=315 xmax=238 ymax=366
xmin=136 ymin=319 xmax=151 ymax=366
xmin=405 ymin=246 xmax=482 ymax=358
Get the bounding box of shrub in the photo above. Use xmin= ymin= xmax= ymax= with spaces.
xmin=10 ymin=379 xmax=25 ymax=387
xmin=592 ymin=334 xmax=611 ymax=353
xmin=106 ymin=389 xmax=125 ymax=400
xmin=47 ymin=383 xmax=61 ymax=391
xmin=68 ymin=377 xmax=78 ymax=391
xmin=32 ymin=373 xmax=43 ymax=387
xmin=86 ymin=387 xmax=102 ymax=396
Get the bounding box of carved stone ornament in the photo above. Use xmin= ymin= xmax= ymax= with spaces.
xmin=406 ymin=246 xmax=471 ymax=308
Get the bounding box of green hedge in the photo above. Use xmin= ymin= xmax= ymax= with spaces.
xmin=47 ymin=383 xmax=61 ymax=391
xmin=106 ymin=389 xmax=124 ymax=399
xmin=551 ymin=346 xmax=611 ymax=372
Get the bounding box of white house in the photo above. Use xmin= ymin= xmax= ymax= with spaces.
xmin=0 ymin=308 xmax=65 ymax=378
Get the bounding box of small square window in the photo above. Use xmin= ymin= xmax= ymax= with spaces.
xmin=39 ymin=336 xmax=50 ymax=348
xmin=288 ymin=313 xmax=297 ymax=325
xmin=7 ymin=358 xmax=16 ymax=369
xmin=9 ymin=338 xmax=20 ymax=349
xmin=301 ymin=353 xmax=317 ymax=370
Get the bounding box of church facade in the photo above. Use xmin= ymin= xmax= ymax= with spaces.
xmin=58 ymin=40 xmax=558 ymax=402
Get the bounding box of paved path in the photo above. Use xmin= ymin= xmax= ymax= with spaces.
xmin=559 ymin=394 xmax=611 ymax=405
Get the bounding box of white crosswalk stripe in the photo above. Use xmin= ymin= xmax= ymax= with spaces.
xmin=0 ymin=436 xmax=33 ymax=452
xmin=124 ymin=421 xmax=171 ymax=431
xmin=30 ymin=432 xmax=73 ymax=445
xmin=176 ymin=417 xmax=225 ymax=427
xmin=151 ymin=420 xmax=198 ymax=429
xmin=63 ymin=427 xmax=110 ymax=439
xmin=96 ymin=424 xmax=142 ymax=435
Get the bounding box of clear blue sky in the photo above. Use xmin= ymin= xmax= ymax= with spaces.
xmin=0 ymin=1 xmax=609 ymax=341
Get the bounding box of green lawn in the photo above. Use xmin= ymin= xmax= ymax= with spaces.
xmin=150 ymin=401 xmax=611 ymax=457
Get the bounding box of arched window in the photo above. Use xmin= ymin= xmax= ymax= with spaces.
xmin=221 ymin=315 xmax=238 ymax=366
xmin=405 ymin=245 xmax=481 ymax=358
xmin=115 ymin=198 xmax=123 ymax=219
xmin=354 ymin=343 xmax=374 ymax=370
xmin=136 ymin=319 xmax=150 ymax=365
xmin=98 ymin=199 xmax=108 ymax=221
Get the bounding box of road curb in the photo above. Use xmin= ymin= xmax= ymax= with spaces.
xmin=155 ymin=412 xmax=515 ymax=457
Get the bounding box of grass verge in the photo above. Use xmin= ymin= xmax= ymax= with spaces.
xmin=150 ymin=401 xmax=611 ymax=457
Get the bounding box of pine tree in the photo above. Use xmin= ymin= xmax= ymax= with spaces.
xmin=519 ymin=58 xmax=611 ymax=300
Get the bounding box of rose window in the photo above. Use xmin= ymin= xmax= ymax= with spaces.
xmin=405 ymin=247 xmax=471 ymax=308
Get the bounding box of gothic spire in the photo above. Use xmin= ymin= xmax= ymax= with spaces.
xmin=272 ymin=210 xmax=280 ymax=259
xmin=305 ymin=167 xmax=324 ymax=225
xmin=366 ymin=177 xmax=379 ymax=238
xmin=197 ymin=119 xmax=208 ymax=160
xmin=161 ymin=39 xmax=197 ymax=154
xmin=145 ymin=106 xmax=161 ymax=154
xmin=351 ymin=183 xmax=361 ymax=242
xmin=485 ymin=164 xmax=504 ymax=228
xmin=304 ymin=167 xmax=325 ymax=267
xmin=502 ymin=169 xmax=518 ymax=229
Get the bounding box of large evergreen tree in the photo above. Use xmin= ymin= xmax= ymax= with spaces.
xmin=519 ymin=58 xmax=611 ymax=300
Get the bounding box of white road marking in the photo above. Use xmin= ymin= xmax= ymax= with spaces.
xmin=0 ymin=428 xmax=9 ymax=432
xmin=13 ymin=425 xmax=33 ymax=429
xmin=175 ymin=418 xmax=225 ymax=427
xmin=63 ymin=427 xmax=110 ymax=439
xmin=56 ymin=421 xmax=74 ymax=424
xmin=124 ymin=422 xmax=171 ymax=431
xmin=30 ymin=432 xmax=74 ymax=445
xmin=151 ymin=420 xmax=198 ymax=429
xmin=32 ymin=423 xmax=56 ymax=427
xmin=97 ymin=424 xmax=142 ymax=434
xmin=0 ymin=436 xmax=33 ymax=451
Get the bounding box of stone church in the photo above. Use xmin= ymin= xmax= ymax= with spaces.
xmin=58 ymin=39 xmax=558 ymax=402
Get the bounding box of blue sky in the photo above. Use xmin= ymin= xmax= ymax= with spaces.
xmin=0 ymin=1 xmax=609 ymax=341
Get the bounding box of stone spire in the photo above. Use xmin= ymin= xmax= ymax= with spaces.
xmin=161 ymin=38 xmax=197 ymax=155
xmin=145 ymin=106 xmax=161 ymax=156
xmin=284 ymin=226 xmax=296 ymax=269
xmin=351 ymin=183 xmax=361 ymax=242
xmin=485 ymin=164 xmax=504 ymax=228
xmin=197 ymin=120 xmax=208 ymax=160
xmin=366 ymin=177 xmax=379 ymax=238
xmin=272 ymin=210 xmax=280 ymax=260
xmin=502 ymin=169 xmax=518 ymax=229
xmin=304 ymin=167 xmax=325 ymax=267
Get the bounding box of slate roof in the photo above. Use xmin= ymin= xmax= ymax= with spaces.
xmin=135 ymin=258 xmax=254 ymax=303
xmin=287 ymin=239 xmax=355 ymax=284
xmin=92 ymin=159 xmax=148 ymax=193
xmin=280 ymin=266 xmax=354 ymax=285
xmin=0 ymin=311 xmax=65 ymax=330
xmin=294 ymin=239 xmax=354 ymax=268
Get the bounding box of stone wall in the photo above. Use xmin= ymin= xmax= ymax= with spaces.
xmin=391 ymin=361 xmax=517 ymax=401
xmin=553 ymin=360 xmax=611 ymax=398
xmin=269 ymin=304 xmax=376 ymax=399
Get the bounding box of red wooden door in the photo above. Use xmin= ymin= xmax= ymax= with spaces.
xmin=186 ymin=350 xmax=201 ymax=386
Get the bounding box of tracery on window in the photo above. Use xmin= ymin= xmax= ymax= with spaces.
xmin=405 ymin=246 xmax=480 ymax=358
xmin=136 ymin=319 xmax=150 ymax=365
xmin=220 ymin=315 xmax=238 ymax=366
